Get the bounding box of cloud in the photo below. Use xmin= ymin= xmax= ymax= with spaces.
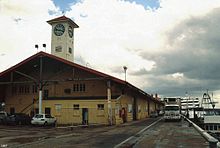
xmin=65 ymin=0 xmax=220 ymax=98
xmin=140 ymin=7 xmax=220 ymax=99
xmin=1 ymin=0 xmax=220 ymax=101
xmin=0 ymin=0 xmax=59 ymax=70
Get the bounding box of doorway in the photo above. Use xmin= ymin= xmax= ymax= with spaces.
xmin=45 ymin=107 xmax=51 ymax=115
xmin=82 ymin=108 xmax=88 ymax=125
xmin=133 ymin=97 xmax=137 ymax=121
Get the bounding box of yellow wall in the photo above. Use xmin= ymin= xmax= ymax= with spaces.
xmin=43 ymin=99 xmax=116 ymax=125
xmin=136 ymin=97 xmax=149 ymax=119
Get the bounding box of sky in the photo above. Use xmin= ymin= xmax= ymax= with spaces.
xmin=1 ymin=0 xmax=220 ymax=103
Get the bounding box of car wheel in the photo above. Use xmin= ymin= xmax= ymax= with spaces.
xmin=52 ymin=121 xmax=56 ymax=127
xmin=44 ymin=121 xmax=48 ymax=126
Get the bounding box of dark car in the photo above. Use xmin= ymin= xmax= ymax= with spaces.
xmin=150 ymin=111 xmax=158 ymax=118
xmin=0 ymin=111 xmax=9 ymax=124
xmin=7 ymin=113 xmax=31 ymax=125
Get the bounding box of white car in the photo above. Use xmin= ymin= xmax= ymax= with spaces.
xmin=31 ymin=114 xmax=56 ymax=126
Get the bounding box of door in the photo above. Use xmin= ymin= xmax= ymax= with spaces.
xmin=147 ymin=100 xmax=150 ymax=116
xmin=82 ymin=108 xmax=88 ymax=125
xmin=122 ymin=107 xmax=127 ymax=123
xmin=133 ymin=97 xmax=137 ymax=120
xmin=45 ymin=107 xmax=51 ymax=115
xmin=10 ymin=107 xmax=15 ymax=115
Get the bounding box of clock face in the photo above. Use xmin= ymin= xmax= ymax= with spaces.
xmin=68 ymin=26 xmax=73 ymax=38
xmin=54 ymin=24 xmax=65 ymax=36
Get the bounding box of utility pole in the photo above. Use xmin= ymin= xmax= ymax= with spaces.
xmin=107 ymin=80 xmax=112 ymax=125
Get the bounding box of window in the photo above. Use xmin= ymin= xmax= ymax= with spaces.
xmin=80 ymin=84 xmax=85 ymax=92
xmin=44 ymin=89 xmax=49 ymax=99
xmin=138 ymin=105 xmax=141 ymax=113
xmin=18 ymin=85 xmax=30 ymax=94
xmin=45 ymin=114 xmax=52 ymax=118
xmin=35 ymin=114 xmax=43 ymax=118
xmin=55 ymin=104 xmax=62 ymax=113
xmin=73 ymin=104 xmax=79 ymax=110
xmin=73 ymin=83 xmax=85 ymax=92
xmin=64 ymin=88 xmax=71 ymax=94
xmin=19 ymin=86 xmax=24 ymax=93
xmin=128 ymin=104 xmax=132 ymax=113
xmin=69 ymin=47 xmax=72 ymax=54
xmin=97 ymin=104 xmax=104 ymax=110
xmin=73 ymin=84 xmax=79 ymax=92
xmin=55 ymin=46 xmax=62 ymax=52
xmin=32 ymin=85 xmax=38 ymax=93
xmin=24 ymin=85 xmax=30 ymax=93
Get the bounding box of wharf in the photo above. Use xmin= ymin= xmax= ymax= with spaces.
xmin=133 ymin=119 xmax=210 ymax=148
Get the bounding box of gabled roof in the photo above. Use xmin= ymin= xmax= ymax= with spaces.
xmin=47 ymin=15 xmax=79 ymax=28
xmin=0 ymin=51 xmax=162 ymax=104
xmin=0 ymin=51 xmax=125 ymax=84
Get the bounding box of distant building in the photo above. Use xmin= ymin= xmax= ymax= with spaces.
xmin=181 ymin=97 xmax=200 ymax=110
xmin=0 ymin=16 xmax=163 ymax=125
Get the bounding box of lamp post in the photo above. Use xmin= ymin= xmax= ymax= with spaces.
xmin=35 ymin=44 xmax=39 ymax=53
xmin=123 ymin=66 xmax=127 ymax=81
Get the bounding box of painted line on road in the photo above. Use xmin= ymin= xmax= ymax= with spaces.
xmin=137 ymin=117 xmax=163 ymax=135
xmin=114 ymin=117 xmax=163 ymax=148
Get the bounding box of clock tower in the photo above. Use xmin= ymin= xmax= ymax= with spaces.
xmin=47 ymin=16 xmax=79 ymax=62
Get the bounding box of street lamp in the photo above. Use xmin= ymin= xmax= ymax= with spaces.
xmin=35 ymin=44 xmax=39 ymax=53
xmin=123 ymin=66 xmax=127 ymax=81
xmin=43 ymin=44 xmax=46 ymax=52
xmin=35 ymin=44 xmax=46 ymax=52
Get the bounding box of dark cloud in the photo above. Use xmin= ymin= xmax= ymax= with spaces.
xmin=140 ymin=8 xmax=220 ymax=97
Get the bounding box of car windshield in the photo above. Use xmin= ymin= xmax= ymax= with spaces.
xmin=34 ymin=114 xmax=43 ymax=118
xmin=165 ymin=106 xmax=179 ymax=111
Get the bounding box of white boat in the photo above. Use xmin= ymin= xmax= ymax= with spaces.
xmin=200 ymin=92 xmax=220 ymax=134
xmin=203 ymin=115 xmax=220 ymax=133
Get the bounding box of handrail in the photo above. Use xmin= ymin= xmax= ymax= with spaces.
xmin=182 ymin=115 xmax=219 ymax=148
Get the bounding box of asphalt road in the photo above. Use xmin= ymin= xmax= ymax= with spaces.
xmin=0 ymin=117 xmax=159 ymax=148
xmin=0 ymin=117 xmax=210 ymax=148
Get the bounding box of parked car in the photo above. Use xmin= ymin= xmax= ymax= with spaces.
xmin=31 ymin=114 xmax=56 ymax=126
xmin=159 ymin=110 xmax=164 ymax=116
xmin=0 ymin=111 xmax=9 ymax=124
xmin=7 ymin=113 xmax=31 ymax=125
xmin=150 ymin=111 xmax=158 ymax=118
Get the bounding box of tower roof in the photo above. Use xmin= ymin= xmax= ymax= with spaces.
xmin=47 ymin=15 xmax=79 ymax=28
